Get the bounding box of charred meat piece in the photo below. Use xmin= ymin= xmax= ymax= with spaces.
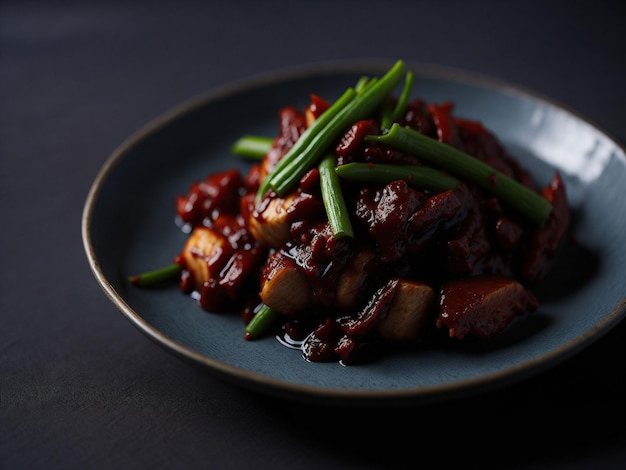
xmin=436 ymin=275 xmax=538 ymax=340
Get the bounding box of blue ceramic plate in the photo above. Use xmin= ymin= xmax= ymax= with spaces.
xmin=82 ymin=60 xmax=626 ymax=406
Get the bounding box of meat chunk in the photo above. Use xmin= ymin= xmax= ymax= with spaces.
xmin=436 ymin=275 xmax=538 ymax=340
xmin=248 ymin=194 xmax=298 ymax=248
xmin=335 ymin=246 xmax=377 ymax=311
xmin=260 ymin=251 xmax=312 ymax=314
xmin=377 ymin=280 xmax=435 ymax=341
xmin=249 ymin=190 xmax=324 ymax=249
xmin=175 ymin=169 xmax=243 ymax=229
xmin=180 ymin=226 xmax=233 ymax=289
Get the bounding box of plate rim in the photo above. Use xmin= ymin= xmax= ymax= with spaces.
xmin=81 ymin=59 xmax=626 ymax=407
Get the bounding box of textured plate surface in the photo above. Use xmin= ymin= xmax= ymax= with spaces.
xmin=82 ymin=60 xmax=626 ymax=407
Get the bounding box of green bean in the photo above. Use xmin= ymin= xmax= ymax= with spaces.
xmin=367 ymin=124 xmax=553 ymax=225
xmin=319 ymin=155 xmax=354 ymax=239
xmin=128 ymin=263 xmax=181 ymax=287
xmin=354 ymin=75 xmax=370 ymax=92
xmin=244 ymin=303 xmax=280 ymax=340
xmin=389 ymin=71 xmax=414 ymax=125
xmin=256 ymin=87 xmax=358 ymax=200
xmin=335 ymin=162 xmax=460 ymax=193
xmin=380 ymin=71 xmax=414 ymax=130
xmin=231 ymin=135 xmax=273 ymax=160
xmin=378 ymin=97 xmax=395 ymax=132
xmin=269 ymin=60 xmax=406 ymax=196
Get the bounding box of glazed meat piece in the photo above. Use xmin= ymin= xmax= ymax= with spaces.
xmin=436 ymin=275 xmax=538 ymax=340
xmin=260 ymin=250 xmax=313 ymax=315
xmin=248 ymin=193 xmax=300 ymax=248
xmin=301 ymin=277 xmax=436 ymax=364
xmin=248 ymin=189 xmax=324 ymax=249
xmin=180 ymin=226 xmax=233 ymax=289
xmin=335 ymin=245 xmax=377 ymax=311
xmin=259 ymin=222 xmax=361 ymax=314
xmin=377 ymin=279 xmax=435 ymax=341
xmin=179 ymin=217 xmax=267 ymax=312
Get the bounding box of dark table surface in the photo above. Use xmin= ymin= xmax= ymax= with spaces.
xmin=3 ymin=1 xmax=625 ymax=468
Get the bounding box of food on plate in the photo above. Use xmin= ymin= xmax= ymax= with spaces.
xmin=130 ymin=60 xmax=570 ymax=365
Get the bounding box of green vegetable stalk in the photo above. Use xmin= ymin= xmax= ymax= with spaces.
xmin=367 ymin=123 xmax=554 ymax=225
xmin=260 ymin=60 xmax=406 ymax=199
xmin=319 ymin=155 xmax=354 ymax=239
xmin=244 ymin=303 xmax=280 ymax=340
xmin=128 ymin=263 xmax=181 ymax=286
xmin=335 ymin=162 xmax=460 ymax=194
xmin=231 ymin=135 xmax=273 ymax=160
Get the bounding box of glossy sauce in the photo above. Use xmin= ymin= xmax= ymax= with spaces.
xmin=173 ymin=95 xmax=570 ymax=364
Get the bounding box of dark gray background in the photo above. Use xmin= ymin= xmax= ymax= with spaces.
xmin=2 ymin=1 xmax=625 ymax=469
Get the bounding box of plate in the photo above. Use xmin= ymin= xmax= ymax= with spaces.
xmin=82 ymin=60 xmax=626 ymax=407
